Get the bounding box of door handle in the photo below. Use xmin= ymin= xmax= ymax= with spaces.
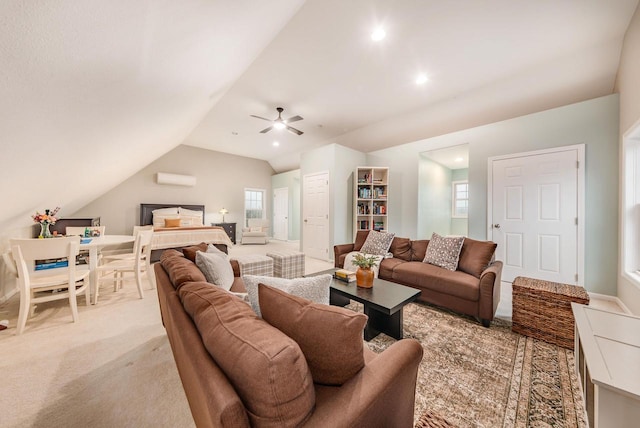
xmin=304 ymin=219 xmax=308 ymax=223
xmin=493 ymin=224 xmax=501 ymax=229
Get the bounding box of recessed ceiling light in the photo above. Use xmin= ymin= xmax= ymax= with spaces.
xmin=371 ymin=27 xmax=386 ymax=41
xmin=416 ymin=74 xmax=428 ymax=85
xmin=273 ymin=141 xmax=280 ymax=147
xmin=455 ymin=157 xmax=464 ymax=162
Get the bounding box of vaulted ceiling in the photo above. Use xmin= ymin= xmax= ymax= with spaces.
xmin=1 ymin=0 xmax=638 ymax=233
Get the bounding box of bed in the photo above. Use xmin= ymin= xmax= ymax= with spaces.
xmin=140 ymin=203 xmax=233 ymax=261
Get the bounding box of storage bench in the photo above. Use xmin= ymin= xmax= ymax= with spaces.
xmin=512 ymin=276 xmax=589 ymax=349
xmin=266 ymin=250 xmax=305 ymax=279
xmin=232 ymin=254 xmax=273 ymax=277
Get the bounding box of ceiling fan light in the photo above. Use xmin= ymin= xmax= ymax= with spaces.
xmin=371 ymin=27 xmax=386 ymax=41
xmin=273 ymin=122 xmax=286 ymax=130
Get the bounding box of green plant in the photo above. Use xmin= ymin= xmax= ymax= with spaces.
xmin=352 ymin=253 xmax=379 ymax=269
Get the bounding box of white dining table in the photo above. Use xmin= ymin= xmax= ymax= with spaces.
xmin=79 ymin=235 xmax=135 ymax=304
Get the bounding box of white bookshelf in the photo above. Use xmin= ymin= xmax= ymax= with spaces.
xmin=355 ymin=167 xmax=389 ymax=238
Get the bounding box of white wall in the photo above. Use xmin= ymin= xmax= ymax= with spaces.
xmin=418 ymin=155 xmax=452 ymax=237
xmin=615 ymin=3 xmax=640 ymax=314
xmin=368 ymin=95 xmax=619 ymax=295
xmin=73 ymin=145 xmax=275 ymax=243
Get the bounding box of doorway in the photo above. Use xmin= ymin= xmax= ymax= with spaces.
xmin=273 ymin=187 xmax=288 ymax=241
xmin=302 ymin=171 xmax=330 ymax=260
xmin=488 ymin=145 xmax=585 ymax=284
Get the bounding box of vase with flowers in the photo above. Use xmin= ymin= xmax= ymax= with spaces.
xmin=32 ymin=207 xmax=60 ymax=239
xmin=351 ymin=253 xmax=379 ymax=288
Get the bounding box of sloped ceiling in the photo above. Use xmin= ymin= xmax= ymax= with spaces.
xmin=1 ymin=0 xmax=638 ymax=234
xmin=0 ymin=0 xmax=305 ymax=233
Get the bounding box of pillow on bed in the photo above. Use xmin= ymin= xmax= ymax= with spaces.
xmin=179 ymin=207 xmax=204 ymax=217
xmin=180 ymin=215 xmax=203 ymax=227
xmin=164 ymin=218 xmax=181 ymax=228
xmin=152 ymin=207 xmax=179 ymax=215
xmin=153 ymin=214 xmax=175 ymax=228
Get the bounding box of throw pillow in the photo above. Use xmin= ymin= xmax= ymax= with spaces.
xmin=359 ymin=230 xmax=395 ymax=256
xmin=179 ymin=282 xmax=315 ymax=427
xmin=457 ymin=238 xmax=497 ymax=278
xmin=259 ymin=283 xmax=368 ymax=386
xmin=164 ymin=218 xmax=181 ymax=228
xmin=206 ymin=243 xmax=228 ymax=258
xmin=243 ymin=274 xmax=331 ymax=317
xmin=195 ymin=251 xmax=235 ymax=291
xmin=249 ymin=226 xmax=262 ymax=232
xmin=160 ymin=249 xmax=206 ymax=289
xmin=423 ymin=233 xmax=465 ymax=271
xmin=182 ymin=243 xmax=208 ymax=262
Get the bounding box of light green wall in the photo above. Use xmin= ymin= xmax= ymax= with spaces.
xmin=271 ymin=169 xmax=301 ymax=241
xmin=450 ymin=168 xmax=469 ymax=236
xmin=368 ymin=95 xmax=619 ymax=295
xmin=418 ymin=155 xmax=452 ymax=237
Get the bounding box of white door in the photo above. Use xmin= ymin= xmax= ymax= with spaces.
xmin=273 ymin=187 xmax=288 ymax=241
xmin=489 ymin=146 xmax=583 ymax=284
xmin=303 ymin=172 xmax=330 ymax=260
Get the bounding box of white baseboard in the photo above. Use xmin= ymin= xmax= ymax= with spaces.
xmin=587 ymin=292 xmax=633 ymax=314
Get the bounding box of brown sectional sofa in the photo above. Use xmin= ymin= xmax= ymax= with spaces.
xmin=335 ymin=231 xmax=503 ymax=327
xmin=155 ymin=245 xmax=424 ymax=428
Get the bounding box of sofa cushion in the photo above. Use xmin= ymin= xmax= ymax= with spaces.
xmin=457 ymin=238 xmax=497 ymax=278
xmin=195 ymin=251 xmax=235 ymax=291
xmin=423 ymin=233 xmax=464 ymax=271
xmin=179 ymin=282 xmax=315 ymax=428
xmin=359 ymin=230 xmax=395 ymax=256
xmin=392 ymin=262 xmax=479 ymax=301
xmin=389 ymin=237 xmax=412 ymax=261
xmin=410 ymin=240 xmax=430 ymax=261
xmin=243 ymin=274 xmax=332 ymax=317
xmin=160 ymin=249 xmax=206 ymax=289
xmin=379 ymin=257 xmax=406 ymax=279
xmin=353 ymin=230 xmax=370 ymax=252
xmin=259 ymin=283 xmax=368 ymax=386
xmin=182 ymin=243 xmax=208 ymax=262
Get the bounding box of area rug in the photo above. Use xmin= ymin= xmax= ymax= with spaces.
xmin=358 ymin=302 xmax=587 ymax=428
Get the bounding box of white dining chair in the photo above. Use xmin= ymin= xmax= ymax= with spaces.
xmin=101 ymin=225 xmax=152 ymax=263
xmin=95 ymin=230 xmax=153 ymax=303
xmin=10 ymin=236 xmax=90 ymax=335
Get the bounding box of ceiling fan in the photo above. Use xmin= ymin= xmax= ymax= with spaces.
xmin=250 ymin=107 xmax=304 ymax=135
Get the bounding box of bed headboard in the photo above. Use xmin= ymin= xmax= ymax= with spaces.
xmin=139 ymin=203 xmax=205 ymax=226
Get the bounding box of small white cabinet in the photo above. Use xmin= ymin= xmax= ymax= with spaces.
xmin=354 ymin=167 xmax=388 ymax=238
xmin=571 ymin=303 xmax=640 ymax=428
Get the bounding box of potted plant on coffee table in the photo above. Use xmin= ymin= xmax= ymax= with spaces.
xmin=352 ymin=253 xmax=379 ymax=288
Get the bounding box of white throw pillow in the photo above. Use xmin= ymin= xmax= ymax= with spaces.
xmin=359 ymin=230 xmax=395 ymax=256
xmin=423 ymin=232 xmax=465 ymax=271
xmin=195 ymin=251 xmax=235 ymax=291
xmin=206 ymin=243 xmax=228 ymax=257
xmin=178 ymin=207 xmax=203 ymax=217
xmin=243 ymin=274 xmax=332 ymax=317
xmin=250 ymin=226 xmax=263 ymax=232
xmin=152 ymin=207 xmax=179 ymax=216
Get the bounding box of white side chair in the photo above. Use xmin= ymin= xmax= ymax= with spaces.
xmin=241 ymin=219 xmax=270 ymax=245
xmin=10 ymin=236 xmax=90 ymax=335
xmin=101 ymin=225 xmax=152 ymax=263
xmin=95 ymin=230 xmax=153 ymax=303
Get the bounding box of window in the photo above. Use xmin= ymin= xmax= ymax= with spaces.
xmin=623 ymin=123 xmax=640 ymax=286
xmin=452 ymin=181 xmax=468 ymax=218
xmin=244 ymin=188 xmax=266 ymax=227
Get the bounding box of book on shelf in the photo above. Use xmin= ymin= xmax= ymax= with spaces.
xmin=334 ymin=269 xmax=356 ymax=283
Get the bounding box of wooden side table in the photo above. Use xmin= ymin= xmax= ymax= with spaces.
xmin=212 ymin=222 xmax=236 ymax=244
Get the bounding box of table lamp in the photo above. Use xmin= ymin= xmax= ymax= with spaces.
xmin=219 ymin=207 xmax=228 ymax=223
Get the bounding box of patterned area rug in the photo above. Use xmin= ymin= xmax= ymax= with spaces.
xmin=358 ymin=302 xmax=587 ymax=428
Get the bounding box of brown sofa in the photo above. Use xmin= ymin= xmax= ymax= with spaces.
xmin=335 ymin=231 xmax=503 ymax=327
xmin=155 ymin=245 xmax=424 ymax=428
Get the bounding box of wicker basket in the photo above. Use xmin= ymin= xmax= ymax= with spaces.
xmin=512 ymin=276 xmax=589 ymax=349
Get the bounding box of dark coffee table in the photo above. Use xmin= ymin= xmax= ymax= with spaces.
xmin=309 ymin=269 xmax=421 ymax=341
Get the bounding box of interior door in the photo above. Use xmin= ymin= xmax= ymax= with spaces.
xmin=490 ymin=148 xmax=581 ymax=284
xmin=273 ymin=187 xmax=288 ymax=241
xmin=303 ymin=172 xmax=330 ymax=260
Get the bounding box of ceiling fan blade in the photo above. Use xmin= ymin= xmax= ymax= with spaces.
xmin=259 ymin=126 xmax=273 ymax=134
xmin=285 ymin=115 xmax=303 ymax=123
xmin=250 ymin=114 xmax=273 ymax=122
xmin=285 ymin=125 xmax=303 ymax=136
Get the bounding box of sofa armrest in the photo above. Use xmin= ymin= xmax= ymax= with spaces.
xmin=333 ymin=243 xmax=355 ymax=268
xmin=305 ymin=339 xmax=423 ymax=428
xmin=230 ymin=259 xmax=241 ymax=277
xmin=478 ymin=261 xmax=503 ymax=323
